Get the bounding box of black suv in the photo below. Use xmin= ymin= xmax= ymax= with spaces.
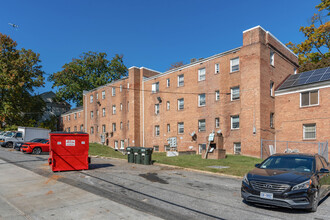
xmin=241 ymin=154 xmax=330 ymax=212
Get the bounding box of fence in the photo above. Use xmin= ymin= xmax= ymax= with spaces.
xmin=261 ymin=139 xmax=328 ymax=162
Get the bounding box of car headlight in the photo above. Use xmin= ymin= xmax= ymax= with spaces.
xmin=243 ymin=174 xmax=249 ymax=184
xmin=292 ymin=179 xmax=311 ymax=191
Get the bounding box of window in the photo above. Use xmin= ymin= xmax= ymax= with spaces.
xmin=199 ymin=144 xmax=206 ymax=154
xmin=91 ymin=127 xmax=94 ymax=134
xmin=102 ymin=91 xmax=105 ymax=99
xmin=155 ymin=104 xmax=160 ymax=115
xmin=67 ymin=127 xmax=71 ymax=132
xmin=178 ymin=74 xmax=184 ymax=87
xmin=166 ymin=101 xmax=170 ymax=110
xmin=198 ymin=94 xmax=206 ymax=107
xmin=152 ymin=82 xmax=159 ymax=93
xmin=127 ymin=120 xmax=129 ymax=130
xmin=90 ymin=111 xmax=94 ymax=119
xmin=155 ymin=125 xmax=160 ymax=136
xmin=154 ymin=146 xmax=159 ymax=152
xmin=96 ymin=126 xmax=99 ymax=133
xmin=234 ymin=142 xmax=241 ymax=155
xmin=74 ymin=126 xmax=77 ymax=132
xmin=270 ymin=81 xmax=274 ymax=97
xmin=114 ymin=141 xmax=118 ymax=150
xmin=270 ymin=50 xmax=275 ymax=66
xmin=215 ymin=63 xmax=220 ymax=74
xmin=215 ymin=90 xmax=220 ymax=101
xmin=120 ymin=122 xmax=123 ymax=130
xmin=74 ymin=113 xmax=77 ymax=119
xmin=96 ymin=93 xmax=98 ymax=100
xmin=102 ymin=108 xmax=105 ymax=117
xmin=230 ymin=57 xmax=239 ymax=72
xmin=68 ymin=115 xmax=71 ymax=121
xmin=178 ymin=98 xmax=184 ymax=110
xmin=80 ymin=125 xmax=83 ymax=131
xmin=164 ymin=145 xmax=170 ymax=152
xmin=112 ymin=87 xmax=116 ymax=96
xmin=112 ymin=123 xmax=116 ymax=132
xmin=120 ymin=140 xmax=124 ymax=149
xmin=96 ymin=110 xmax=99 ymax=117
xmin=90 ymin=95 xmax=93 ymax=103
xmin=301 ymin=90 xmax=318 ymax=107
xmin=303 ymin=124 xmax=316 ymax=140
xmin=215 ymin=118 xmax=220 ymax=128
xmin=231 ymin=115 xmax=239 ymax=129
xmin=127 ymin=101 xmax=129 ymax=112
xmin=112 ymin=105 xmax=116 ymax=114
xmin=270 ymin=113 xmax=274 ymax=128
xmin=120 ymin=103 xmax=123 ymax=111
xmin=198 ymin=68 xmax=206 ymax=81
xmin=127 ymin=83 xmax=129 ymax=91
xmin=78 ymin=112 xmax=81 ymax=118
xmin=198 ymin=119 xmax=206 ymax=132
xmin=178 ymin=122 xmax=184 ymax=134
xmin=166 ymin=78 xmax=170 ymax=87
xmin=294 ymin=67 xmax=297 ymax=74
xmin=102 ymin=125 xmax=106 ymax=133
xmin=231 ymin=86 xmax=240 ymax=101
xmin=167 ymin=124 xmax=170 ymax=132
xmin=120 ymin=85 xmax=122 ymax=92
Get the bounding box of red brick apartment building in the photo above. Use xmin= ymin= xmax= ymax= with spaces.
xmin=62 ymin=26 xmax=308 ymax=158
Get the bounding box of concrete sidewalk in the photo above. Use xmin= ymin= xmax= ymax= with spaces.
xmin=0 ymin=159 xmax=162 ymax=220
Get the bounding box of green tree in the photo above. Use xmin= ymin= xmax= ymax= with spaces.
xmin=0 ymin=33 xmax=45 ymax=128
xmin=287 ymin=0 xmax=330 ymax=72
xmin=49 ymin=52 xmax=127 ymax=106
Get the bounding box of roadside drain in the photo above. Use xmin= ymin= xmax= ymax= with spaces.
xmin=139 ymin=173 xmax=169 ymax=184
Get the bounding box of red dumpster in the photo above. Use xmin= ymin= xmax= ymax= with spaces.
xmin=48 ymin=132 xmax=90 ymax=172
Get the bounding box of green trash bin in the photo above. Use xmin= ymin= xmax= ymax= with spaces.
xmin=126 ymin=147 xmax=134 ymax=163
xmin=132 ymin=147 xmax=142 ymax=164
xmin=141 ymin=148 xmax=153 ymax=165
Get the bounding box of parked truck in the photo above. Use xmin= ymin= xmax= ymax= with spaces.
xmin=0 ymin=127 xmax=50 ymax=148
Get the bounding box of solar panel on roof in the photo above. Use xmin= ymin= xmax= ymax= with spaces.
xmin=278 ymin=66 xmax=330 ymax=90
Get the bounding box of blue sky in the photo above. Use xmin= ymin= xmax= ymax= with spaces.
xmin=1 ymin=0 xmax=317 ymax=98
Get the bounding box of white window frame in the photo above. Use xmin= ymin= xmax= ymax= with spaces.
xmin=178 ymin=122 xmax=184 ymax=134
xmin=215 ymin=118 xmax=220 ymax=128
xmin=120 ymin=122 xmax=123 ymax=130
xmin=112 ymin=123 xmax=116 ymax=132
xmin=234 ymin=142 xmax=241 ymax=155
xmin=303 ymin=124 xmax=316 ymax=140
xmin=90 ymin=111 xmax=93 ymax=119
xmin=231 ymin=115 xmax=239 ymax=130
xmin=215 ymin=63 xmax=220 ymax=74
xmin=178 ymin=98 xmax=184 ymax=110
xmin=198 ymin=119 xmax=206 ymax=132
xmin=270 ymin=113 xmax=274 ymax=128
xmin=155 ymin=104 xmax=160 ymax=115
xmin=167 ymin=124 xmax=170 ymax=132
xmin=90 ymin=95 xmax=93 ymax=103
xmin=198 ymin=68 xmax=206 ymax=81
xmin=96 ymin=93 xmax=98 ymax=100
xmin=68 ymin=115 xmax=71 ymax=121
xmin=166 ymin=78 xmax=170 ymax=87
xmin=102 ymin=91 xmax=105 ymax=99
xmin=102 ymin=125 xmax=106 ymax=133
xmin=152 ymin=82 xmax=159 ymax=93
xmin=300 ymin=90 xmax=319 ymax=107
xmin=166 ymin=101 xmax=170 ymax=110
xmin=112 ymin=87 xmax=116 ymax=96
xmin=270 ymin=81 xmax=274 ymax=97
xmin=198 ymin=93 xmax=206 ymax=107
xmin=90 ymin=127 xmax=94 ymax=134
xmin=199 ymin=144 xmax=206 ymax=154
xmin=120 ymin=103 xmax=123 ymax=111
xmin=120 ymin=85 xmax=122 ymax=92
xmin=231 ymin=86 xmax=240 ymax=101
xmin=120 ymin=140 xmax=124 ymax=149
xmin=178 ymin=74 xmax=184 ymax=87
xmin=112 ymin=105 xmax=116 ymax=115
xmin=230 ymin=57 xmax=239 ymax=72
xmin=215 ymin=90 xmax=220 ymax=101
xmin=270 ymin=50 xmax=275 ymax=66
xmin=155 ymin=125 xmax=160 ymax=136
xmin=153 ymin=146 xmax=159 ymax=152
xmin=74 ymin=113 xmax=77 ymax=119
xmin=114 ymin=141 xmax=118 ymax=150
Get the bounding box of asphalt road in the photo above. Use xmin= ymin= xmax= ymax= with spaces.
xmin=0 ymin=147 xmax=329 ymax=220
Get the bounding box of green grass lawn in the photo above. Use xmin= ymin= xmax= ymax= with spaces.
xmin=89 ymin=143 xmax=263 ymax=177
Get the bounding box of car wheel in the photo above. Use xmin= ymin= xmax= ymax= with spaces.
xmin=6 ymin=142 xmax=13 ymax=148
xmin=32 ymin=147 xmax=42 ymax=155
xmin=310 ymin=190 xmax=319 ymax=212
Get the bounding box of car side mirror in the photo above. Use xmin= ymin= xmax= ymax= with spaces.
xmin=255 ymin=163 xmax=260 ymax=168
xmin=319 ymin=168 xmax=330 ymax=173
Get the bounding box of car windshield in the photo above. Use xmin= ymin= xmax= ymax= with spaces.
xmin=260 ymin=156 xmax=314 ymax=173
xmin=40 ymin=139 xmax=49 ymax=144
xmin=29 ymin=138 xmax=44 ymax=142
xmin=4 ymin=132 xmax=15 ymax=137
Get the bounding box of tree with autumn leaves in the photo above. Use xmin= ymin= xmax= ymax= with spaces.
xmin=0 ymin=33 xmax=46 ymax=129
xmin=287 ymin=0 xmax=330 ymax=72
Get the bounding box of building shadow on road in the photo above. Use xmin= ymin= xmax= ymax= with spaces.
xmin=89 ymin=163 xmax=114 ymax=170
